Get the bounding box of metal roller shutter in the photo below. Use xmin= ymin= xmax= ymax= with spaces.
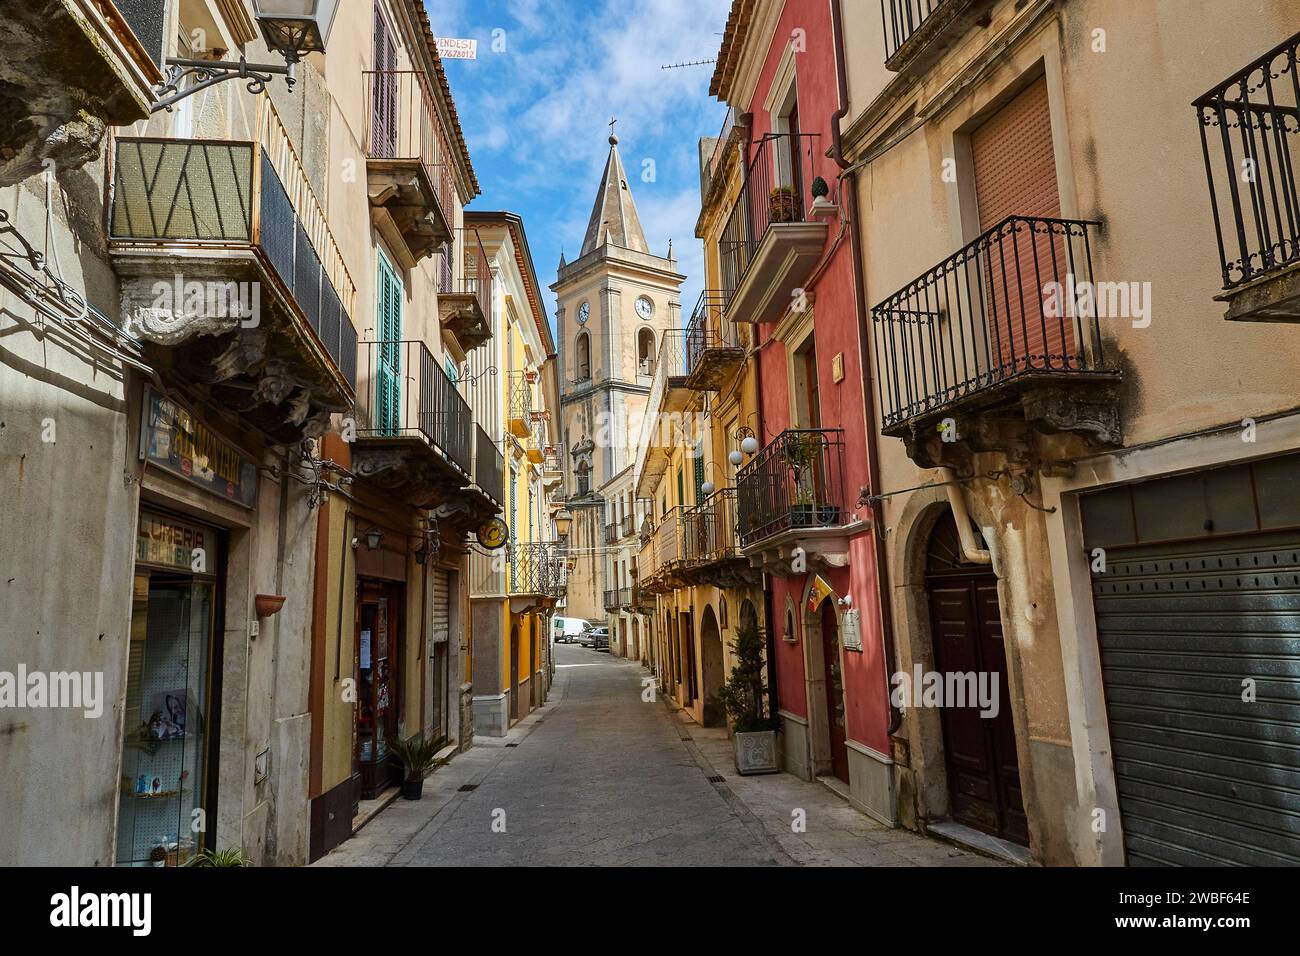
xmin=1093 ymin=531 xmax=1300 ymax=865
xmin=432 ymin=569 xmax=450 ymax=645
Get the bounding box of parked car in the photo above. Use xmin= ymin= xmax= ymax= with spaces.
xmin=552 ymin=616 xmax=588 ymax=644
xmin=580 ymin=626 xmax=609 ymax=651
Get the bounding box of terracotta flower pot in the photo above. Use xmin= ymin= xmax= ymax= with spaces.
xmin=255 ymin=594 xmax=287 ymax=618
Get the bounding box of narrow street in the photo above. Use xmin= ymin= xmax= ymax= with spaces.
xmin=318 ymin=644 xmax=999 ymax=867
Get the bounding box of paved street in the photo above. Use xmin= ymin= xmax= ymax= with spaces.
xmin=318 ymin=643 xmax=1000 ymax=867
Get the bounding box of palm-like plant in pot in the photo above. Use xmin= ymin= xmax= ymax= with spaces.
xmin=715 ymin=622 xmax=780 ymax=775
xmin=389 ymin=733 xmax=442 ymax=799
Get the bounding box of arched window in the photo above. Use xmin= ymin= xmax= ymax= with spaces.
xmin=576 ymin=459 xmax=590 ymax=496
xmin=576 ymin=331 xmax=591 ymax=381
xmin=637 ymin=327 xmax=656 ymax=376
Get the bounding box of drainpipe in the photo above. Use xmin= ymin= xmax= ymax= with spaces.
xmin=830 ymin=0 xmax=901 ymax=735
xmin=936 ymin=467 xmax=992 ymax=564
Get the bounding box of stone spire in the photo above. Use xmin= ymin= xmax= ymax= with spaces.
xmin=579 ymin=129 xmax=650 ymax=256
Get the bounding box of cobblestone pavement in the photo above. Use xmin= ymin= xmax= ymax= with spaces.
xmin=316 ymin=643 xmax=1003 ymax=867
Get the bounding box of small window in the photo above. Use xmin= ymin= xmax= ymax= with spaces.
xmin=576 ymin=330 xmax=591 ymax=381
xmin=576 ymin=460 xmax=590 ymax=496
xmin=637 ymin=327 xmax=656 ymax=376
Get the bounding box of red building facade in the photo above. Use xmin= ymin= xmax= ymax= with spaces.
xmin=713 ymin=0 xmax=896 ymax=820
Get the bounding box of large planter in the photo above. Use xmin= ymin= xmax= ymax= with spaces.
xmin=733 ymin=730 xmax=778 ymax=776
xmin=791 ymin=503 xmax=839 ymax=528
xmin=401 ymin=777 xmax=424 ymax=800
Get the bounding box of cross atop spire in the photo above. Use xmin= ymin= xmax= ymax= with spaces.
xmin=580 ymin=128 xmax=649 ymax=256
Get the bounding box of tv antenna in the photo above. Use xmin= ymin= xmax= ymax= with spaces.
xmin=660 ymin=58 xmax=716 ymax=70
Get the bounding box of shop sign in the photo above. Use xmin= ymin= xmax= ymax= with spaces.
xmin=140 ymin=388 xmax=257 ymax=508
xmin=137 ymin=511 xmax=216 ymax=573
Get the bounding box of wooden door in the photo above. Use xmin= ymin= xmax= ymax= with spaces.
xmin=926 ymin=552 xmax=1026 ymax=844
xmin=821 ymin=601 xmax=849 ymax=782
xmin=509 ymin=621 xmax=520 ymax=722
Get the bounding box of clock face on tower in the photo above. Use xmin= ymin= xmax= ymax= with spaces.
xmin=576 ymin=302 xmax=590 ymax=325
xmin=635 ymin=296 xmax=653 ymax=320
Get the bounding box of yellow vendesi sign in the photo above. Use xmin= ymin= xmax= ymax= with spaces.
xmin=806 ymin=574 xmax=835 ymax=613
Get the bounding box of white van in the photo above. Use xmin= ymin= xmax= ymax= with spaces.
xmin=552 ymin=616 xmax=588 ymax=644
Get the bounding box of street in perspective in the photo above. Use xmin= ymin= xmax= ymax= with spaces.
xmin=0 ymin=0 xmax=1293 ymax=936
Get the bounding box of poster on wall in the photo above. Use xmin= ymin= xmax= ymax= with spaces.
xmin=140 ymin=388 xmax=258 ymax=508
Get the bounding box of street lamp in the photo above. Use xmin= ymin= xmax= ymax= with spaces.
xmin=151 ymin=0 xmax=340 ymax=113
xmin=554 ymin=507 xmax=573 ymax=541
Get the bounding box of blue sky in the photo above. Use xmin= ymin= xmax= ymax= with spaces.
xmin=424 ymin=0 xmax=733 ymax=337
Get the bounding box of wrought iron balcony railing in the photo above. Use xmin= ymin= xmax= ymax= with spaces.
xmin=363 ymin=69 xmax=456 ymax=232
xmin=603 ymin=588 xmax=623 ymax=611
xmin=684 ymin=290 xmax=743 ymax=389
xmin=510 ymin=542 xmax=562 ymax=596
xmin=1195 ymin=31 xmax=1300 ymax=292
xmin=109 ymin=106 xmax=358 ymax=389
xmin=456 ymin=227 xmax=494 ymax=320
xmin=719 ymin=132 xmax=820 ymax=303
xmin=604 ymin=522 xmax=619 ymax=545
xmin=474 ymin=424 xmax=504 ymax=505
xmin=871 ymin=216 xmax=1115 ymax=429
xmin=736 ymin=430 xmax=846 ymax=548
xmin=653 ymin=506 xmax=685 ymax=572
xmin=621 ymin=513 xmax=636 ymax=538
xmin=508 ymin=370 xmax=534 ymax=437
xmin=682 ymin=488 xmax=741 ymax=566
xmin=355 ymin=339 xmax=472 ymax=475
xmin=882 ymin=0 xmax=947 ymax=62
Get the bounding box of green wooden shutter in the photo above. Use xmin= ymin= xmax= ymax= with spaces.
xmin=694 ymin=444 xmax=705 ymax=503
xmin=376 ymin=250 xmax=402 ymax=435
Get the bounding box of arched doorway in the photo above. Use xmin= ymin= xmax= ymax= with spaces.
xmin=819 ymin=600 xmax=849 ymax=781
xmin=924 ymin=512 xmax=1026 ymax=845
xmin=700 ymin=606 xmax=726 ymax=726
xmin=802 ymin=583 xmax=848 ymax=783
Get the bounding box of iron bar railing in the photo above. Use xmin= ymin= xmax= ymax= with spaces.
xmin=683 ymin=488 xmax=740 ymax=565
xmin=719 ymin=132 xmax=820 ymax=302
xmin=508 ymin=370 xmax=534 ymax=430
xmin=684 ymin=289 xmax=740 ymax=377
xmin=356 ymin=340 xmax=472 ymax=475
xmin=736 ymin=429 xmax=846 ymax=547
xmin=458 ymin=227 xmax=493 ymax=321
xmin=474 ymin=424 xmax=504 ymax=504
xmin=871 ymin=216 xmax=1111 ymax=428
xmin=109 ymin=107 xmax=359 ymax=389
xmin=881 ymin=0 xmax=948 ymax=62
xmin=512 ymin=542 xmax=561 ymax=595
xmin=604 ymin=522 xmax=619 ymax=545
xmin=653 ymin=506 xmax=685 ymax=570
xmin=1195 ymin=31 xmax=1300 ymax=290
xmin=621 ymin=512 xmax=636 ymax=538
xmin=363 ymin=69 xmax=457 ymax=231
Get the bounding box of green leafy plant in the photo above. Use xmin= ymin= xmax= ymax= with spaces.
xmin=715 ymin=622 xmax=779 ymax=734
xmin=782 ymin=433 xmax=822 ymax=506
xmin=388 ymin=733 xmax=442 ymax=781
xmin=187 ymin=847 xmax=249 ymax=867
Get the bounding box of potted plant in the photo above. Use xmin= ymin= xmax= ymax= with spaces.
xmin=715 ymin=622 xmax=780 ymax=775
xmin=388 ymin=733 xmax=442 ymax=799
xmin=186 ymin=846 xmax=249 ymax=867
xmin=768 ymin=185 xmax=798 ymax=223
xmin=782 ymin=433 xmax=824 ymax=526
